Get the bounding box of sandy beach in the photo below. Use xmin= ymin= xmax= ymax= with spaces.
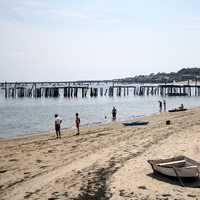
xmin=1 ymin=107 xmax=200 ymax=200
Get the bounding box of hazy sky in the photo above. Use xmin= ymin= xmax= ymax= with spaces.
xmin=1 ymin=0 xmax=200 ymax=81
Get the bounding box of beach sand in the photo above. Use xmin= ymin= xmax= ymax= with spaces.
xmin=1 ymin=108 xmax=200 ymax=200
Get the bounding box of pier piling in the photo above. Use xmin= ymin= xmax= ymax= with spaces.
xmin=1 ymin=81 xmax=200 ymax=98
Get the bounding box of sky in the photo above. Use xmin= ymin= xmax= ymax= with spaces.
xmin=1 ymin=0 xmax=200 ymax=81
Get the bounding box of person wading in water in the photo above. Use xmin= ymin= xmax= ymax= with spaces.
xmin=112 ymin=106 xmax=117 ymax=120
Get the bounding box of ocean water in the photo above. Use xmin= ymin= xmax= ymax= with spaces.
xmin=0 ymin=91 xmax=200 ymax=138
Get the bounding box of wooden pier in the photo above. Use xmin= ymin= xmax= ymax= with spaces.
xmin=1 ymin=81 xmax=200 ymax=98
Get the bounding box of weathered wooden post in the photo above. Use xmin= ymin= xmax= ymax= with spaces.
xmin=13 ymin=82 xmax=17 ymax=98
xmin=81 ymin=88 xmax=84 ymax=98
xmin=37 ymin=88 xmax=42 ymax=97
xmin=160 ymin=86 xmax=163 ymax=96
xmin=94 ymin=88 xmax=98 ymax=97
xmin=108 ymin=86 xmax=114 ymax=97
xmin=5 ymin=81 xmax=8 ymax=98
xmin=195 ymin=79 xmax=197 ymax=96
xmin=119 ymin=87 xmax=121 ymax=96
xmin=70 ymin=87 xmax=73 ymax=98
xmin=133 ymin=87 xmax=136 ymax=95
xmin=189 ymin=86 xmax=192 ymax=96
xmin=67 ymin=87 xmax=70 ymax=98
xmin=100 ymin=87 xmax=103 ymax=96
xmin=146 ymin=87 xmax=148 ymax=96
xmin=123 ymin=87 xmax=126 ymax=96
xmin=84 ymin=88 xmax=88 ymax=97
xmin=64 ymin=87 xmax=67 ymax=97
xmin=90 ymin=88 xmax=93 ymax=97
xmin=104 ymin=89 xmax=108 ymax=96
xmin=74 ymin=87 xmax=78 ymax=98
xmin=34 ymin=83 xmax=37 ymax=98
xmin=151 ymin=87 xmax=154 ymax=95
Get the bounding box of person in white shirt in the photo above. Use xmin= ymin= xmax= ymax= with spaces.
xmin=54 ymin=114 xmax=62 ymax=138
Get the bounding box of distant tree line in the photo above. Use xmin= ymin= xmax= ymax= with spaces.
xmin=114 ymin=68 xmax=200 ymax=83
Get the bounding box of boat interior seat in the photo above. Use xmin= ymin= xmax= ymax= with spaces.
xmin=158 ymin=160 xmax=185 ymax=167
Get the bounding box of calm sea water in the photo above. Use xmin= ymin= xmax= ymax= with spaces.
xmin=0 ymin=90 xmax=200 ymax=138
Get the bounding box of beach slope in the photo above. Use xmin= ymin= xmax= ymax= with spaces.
xmin=1 ymin=108 xmax=200 ymax=199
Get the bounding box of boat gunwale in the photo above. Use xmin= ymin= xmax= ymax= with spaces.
xmin=148 ymin=156 xmax=200 ymax=169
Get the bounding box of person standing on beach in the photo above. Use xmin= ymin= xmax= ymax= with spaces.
xmin=112 ymin=106 xmax=117 ymax=120
xmin=54 ymin=114 xmax=62 ymax=138
xmin=158 ymin=101 xmax=162 ymax=112
xmin=163 ymin=100 xmax=166 ymax=112
xmin=75 ymin=113 xmax=80 ymax=135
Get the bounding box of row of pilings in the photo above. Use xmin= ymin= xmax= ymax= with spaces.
xmin=2 ymin=83 xmax=200 ymax=98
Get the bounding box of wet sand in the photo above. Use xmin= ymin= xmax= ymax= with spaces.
xmin=1 ymin=107 xmax=200 ymax=200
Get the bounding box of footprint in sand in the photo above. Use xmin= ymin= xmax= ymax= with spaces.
xmin=0 ymin=169 xmax=7 ymax=173
xmin=24 ymin=192 xmax=33 ymax=199
xmin=40 ymin=165 xmax=48 ymax=169
xmin=162 ymin=193 xmax=172 ymax=197
xmin=138 ymin=185 xmax=147 ymax=190
xmin=24 ymin=172 xmax=31 ymax=175
xmin=187 ymin=194 xmax=196 ymax=198
xmin=9 ymin=158 xmax=18 ymax=162
xmin=36 ymin=159 xmax=42 ymax=163
xmin=51 ymin=192 xmax=59 ymax=195
xmin=63 ymin=192 xmax=68 ymax=197
xmin=119 ymin=189 xmax=125 ymax=196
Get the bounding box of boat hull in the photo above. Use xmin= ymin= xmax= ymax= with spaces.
xmin=148 ymin=156 xmax=200 ymax=178
xmin=168 ymin=108 xmax=187 ymax=112
xmin=123 ymin=121 xmax=149 ymax=126
xmin=153 ymin=165 xmax=199 ymax=178
xmin=168 ymin=93 xmax=188 ymax=96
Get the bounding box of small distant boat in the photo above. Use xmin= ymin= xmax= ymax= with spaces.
xmin=168 ymin=93 xmax=188 ymax=96
xmin=123 ymin=121 xmax=149 ymax=126
xmin=148 ymin=156 xmax=200 ymax=179
xmin=168 ymin=108 xmax=187 ymax=112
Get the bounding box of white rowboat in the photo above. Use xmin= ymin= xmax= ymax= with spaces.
xmin=148 ymin=156 xmax=200 ymax=179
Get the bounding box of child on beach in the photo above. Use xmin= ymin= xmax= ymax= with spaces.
xmin=75 ymin=113 xmax=80 ymax=135
xmin=54 ymin=114 xmax=62 ymax=138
